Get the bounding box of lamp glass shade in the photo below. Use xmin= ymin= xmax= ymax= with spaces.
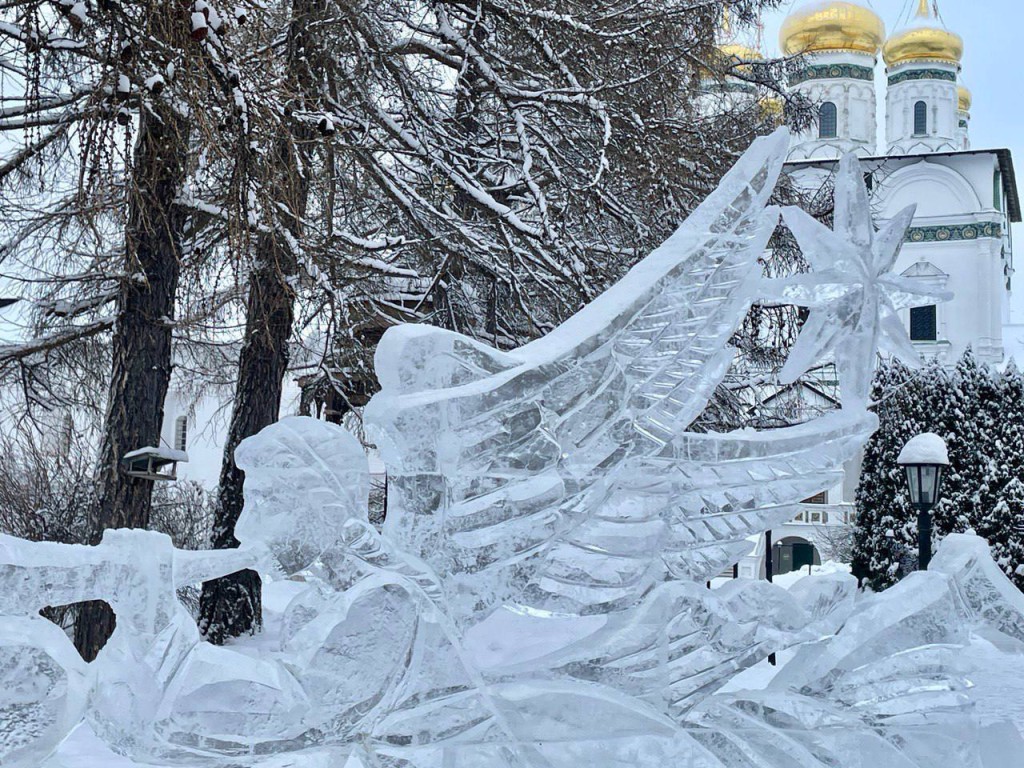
xmin=905 ymin=464 xmax=944 ymax=508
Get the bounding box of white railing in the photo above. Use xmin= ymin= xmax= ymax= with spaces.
xmin=791 ymin=504 xmax=855 ymax=526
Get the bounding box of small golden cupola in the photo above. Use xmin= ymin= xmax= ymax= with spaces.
xmin=883 ymin=1 xmax=964 ymax=154
xmin=780 ymin=1 xmax=885 ymax=58
xmin=883 ymin=0 xmax=963 ymax=68
xmin=958 ymin=85 xmax=972 ymax=113
xmin=699 ymin=7 xmax=765 ymax=104
xmin=718 ymin=42 xmax=764 ymax=65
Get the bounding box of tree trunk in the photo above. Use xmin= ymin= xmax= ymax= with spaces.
xmin=197 ymin=232 xmax=298 ymax=643
xmin=198 ymin=1 xmax=316 ymax=644
xmin=74 ymin=106 xmax=189 ymax=662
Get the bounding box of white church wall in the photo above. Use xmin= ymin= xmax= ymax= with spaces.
xmin=790 ymin=152 xmax=1010 ymax=368
xmin=159 ymin=392 xmax=229 ymax=487
xmin=787 ymin=51 xmax=879 ymax=161
xmin=872 ymin=155 xmax=1008 ymax=365
xmin=160 ymin=378 xmax=304 ymax=488
xmin=895 ymin=241 xmax=1004 ymax=365
xmin=885 ymin=61 xmax=960 ymax=155
xmin=956 ymin=108 xmax=971 ymax=151
xmin=873 ymin=159 xmax=984 ymax=217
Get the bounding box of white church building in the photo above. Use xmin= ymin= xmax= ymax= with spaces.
xmin=723 ymin=0 xmax=1021 ymax=578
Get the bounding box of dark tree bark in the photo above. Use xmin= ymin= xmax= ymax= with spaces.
xmin=74 ymin=105 xmax=189 ymax=662
xmin=197 ymin=230 xmax=299 ymax=643
xmin=198 ymin=1 xmax=317 ymax=644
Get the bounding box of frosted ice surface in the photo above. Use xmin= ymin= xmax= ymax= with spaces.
xmin=931 ymin=533 xmax=1024 ymax=642
xmin=1 ymin=132 xmax=1017 ymax=767
xmin=0 ymin=616 xmax=90 ymax=767
xmin=690 ymin=534 xmax=1024 ymax=767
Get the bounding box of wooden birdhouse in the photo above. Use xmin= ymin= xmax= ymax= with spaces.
xmin=122 ymin=446 xmax=188 ymax=482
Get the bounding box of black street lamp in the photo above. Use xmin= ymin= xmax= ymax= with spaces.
xmin=897 ymin=433 xmax=949 ymax=571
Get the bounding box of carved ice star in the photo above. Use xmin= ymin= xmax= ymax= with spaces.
xmin=765 ymin=152 xmax=952 ymax=408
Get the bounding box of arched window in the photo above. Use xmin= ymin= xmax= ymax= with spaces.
xmin=914 ymin=101 xmax=928 ymax=135
xmin=174 ymin=415 xmax=188 ymax=452
xmin=818 ymin=102 xmax=838 ymax=139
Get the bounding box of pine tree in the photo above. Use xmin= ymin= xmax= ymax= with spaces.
xmin=988 ymin=361 xmax=1024 ymax=588
xmin=854 ymin=351 xmax=1024 ymax=592
xmin=852 ymin=358 xmax=921 ymax=589
xmin=935 ymin=348 xmax=994 ymax=536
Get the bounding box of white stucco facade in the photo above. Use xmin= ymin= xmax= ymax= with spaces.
xmin=787 ymin=51 xmax=879 ymax=161
xmin=885 ymin=61 xmax=961 ymax=155
xmin=160 ymin=379 xmax=304 ymax=488
xmin=787 ymin=150 xmax=1017 ymax=368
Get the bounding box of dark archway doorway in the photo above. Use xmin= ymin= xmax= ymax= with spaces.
xmin=771 ymin=536 xmax=821 ymax=576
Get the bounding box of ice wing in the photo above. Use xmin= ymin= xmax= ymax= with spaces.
xmin=534 ymin=410 xmax=875 ymax=609
xmin=366 ymin=130 xmax=790 ymax=623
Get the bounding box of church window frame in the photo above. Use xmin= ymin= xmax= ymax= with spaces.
xmin=913 ymin=101 xmax=928 ymax=136
xmin=818 ymin=101 xmax=838 ymax=139
xmin=909 ymin=305 xmax=938 ymax=342
xmin=174 ymin=415 xmax=188 ymax=453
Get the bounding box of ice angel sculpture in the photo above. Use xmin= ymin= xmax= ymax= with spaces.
xmin=2 ymin=128 xmax=1021 ymax=768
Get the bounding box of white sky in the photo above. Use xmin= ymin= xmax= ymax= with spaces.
xmin=756 ymin=0 xmax=1024 ymax=327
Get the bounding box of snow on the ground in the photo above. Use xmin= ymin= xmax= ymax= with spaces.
xmin=770 ymin=560 xmax=851 ymax=589
xmin=45 ymin=725 xmax=139 ymax=768
xmin=709 ymin=560 xmax=851 ymax=591
xmin=47 ymin=564 xmax=1024 ymax=766
xmin=717 ymin=647 xmax=798 ymax=693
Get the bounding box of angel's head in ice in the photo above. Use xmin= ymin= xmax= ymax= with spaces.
xmin=234 ymin=417 xmax=371 ymax=575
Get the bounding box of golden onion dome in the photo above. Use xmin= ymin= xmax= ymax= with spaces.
xmin=699 ymin=42 xmax=763 ymax=80
xmin=718 ymin=43 xmax=764 ymax=63
xmin=780 ymin=2 xmax=885 ymax=57
xmin=759 ymin=95 xmax=785 ymax=125
xmin=883 ymin=1 xmax=963 ymax=67
xmin=958 ymin=85 xmax=972 ymax=112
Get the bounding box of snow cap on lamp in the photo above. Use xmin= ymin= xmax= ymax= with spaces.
xmin=897 ymin=432 xmax=950 ymax=466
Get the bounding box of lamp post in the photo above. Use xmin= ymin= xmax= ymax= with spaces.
xmin=897 ymin=433 xmax=950 ymax=571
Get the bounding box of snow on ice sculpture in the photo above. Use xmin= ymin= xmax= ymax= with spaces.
xmin=3 ymin=126 xmax=1018 ymax=768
